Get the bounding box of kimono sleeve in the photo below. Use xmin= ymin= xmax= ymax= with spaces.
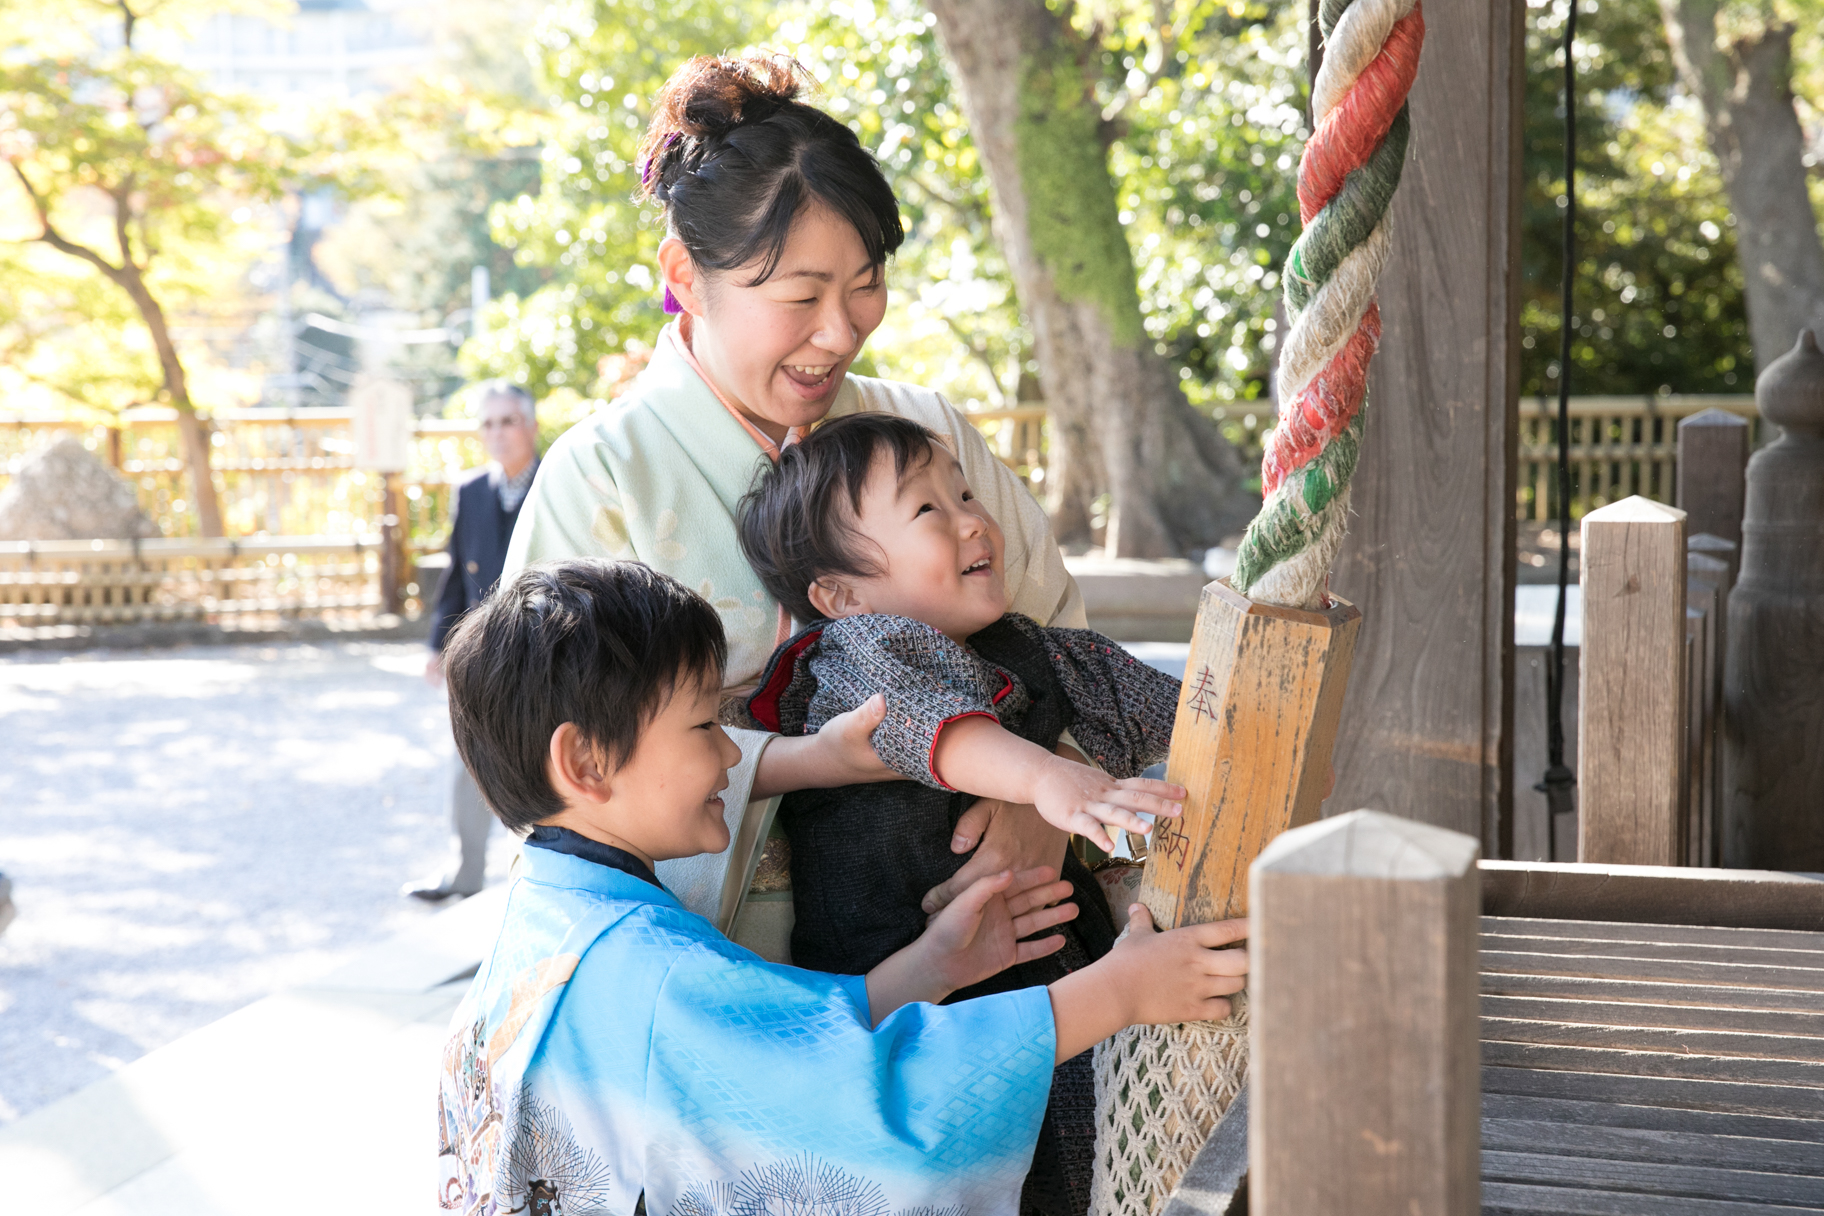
xmin=804 ymin=617 xmax=1010 ymax=791
xmin=1027 ymin=621 xmax=1181 ymax=779
xmin=641 ymin=934 xmax=1055 ymax=1201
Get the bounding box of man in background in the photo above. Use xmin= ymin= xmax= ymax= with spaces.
xmin=403 ymin=380 xmax=540 ymax=901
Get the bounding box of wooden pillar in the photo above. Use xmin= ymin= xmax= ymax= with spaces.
xmin=1577 ymin=496 xmax=1687 ymax=865
xmin=1326 ymin=0 xmax=1523 ymax=856
xmin=1676 ymin=407 xmax=1750 ymax=546
xmin=380 ymin=471 xmax=405 ymax=616
xmin=1251 ymin=809 xmax=1481 ymax=1216
xmin=1686 ymin=550 xmax=1729 ymax=866
xmin=1140 ymin=580 xmax=1361 ymax=928
xmin=1724 ymin=329 xmax=1824 ymax=870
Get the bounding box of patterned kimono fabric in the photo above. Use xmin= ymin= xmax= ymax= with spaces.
xmin=437 ymin=845 xmax=1057 ymax=1215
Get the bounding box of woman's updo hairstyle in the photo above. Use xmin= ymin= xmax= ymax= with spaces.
xmin=638 ymin=54 xmax=904 ymax=286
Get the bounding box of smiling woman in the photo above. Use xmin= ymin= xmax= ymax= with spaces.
xmin=498 ymin=53 xmax=1104 ymax=1208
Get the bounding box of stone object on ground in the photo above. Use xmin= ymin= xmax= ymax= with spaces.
xmin=0 ymin=435 xmax=158 ymax=541
xmin=1065 ymin=554 xmax=1208 ymax=642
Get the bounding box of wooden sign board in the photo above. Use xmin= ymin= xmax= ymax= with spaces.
xmin=350 ymin=375 xmax=416 ymax=473
xmin=1139 ymin=579 xmax=1362 ymax=929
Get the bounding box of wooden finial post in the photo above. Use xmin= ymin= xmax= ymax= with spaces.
xmin=1676 ymin=407 xmax=1750 ymax=546
xmin=1251 ymin=810 xmax=1482 ymax=1216
xmin=1138 ymin=579 xmax=1361 ymax=929
xmin=1724 ymin=328 xmax=1824 ymax=870
xmin=1578 ymin=496 xmax=1687 ymax=865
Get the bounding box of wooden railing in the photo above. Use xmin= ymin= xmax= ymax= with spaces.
xmin=0 ymin=536 xmax=385 ymax=628
xmin=1517 ymin=394 xmax=1760 ymax=520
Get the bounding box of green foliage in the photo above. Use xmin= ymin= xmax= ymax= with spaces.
xmin=0 ymin=0 xmax=290 ymax=415
xmin=462 ymin=0 xmax=1304 ymax=414
xmin=1521 ymin=0 xmax=1751 ymax=396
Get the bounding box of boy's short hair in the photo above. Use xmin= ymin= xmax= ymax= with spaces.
xmin=738 ymin=412 xmax=943 ymax=621
xmin=442 ymin=560 xmax=727 ymax=832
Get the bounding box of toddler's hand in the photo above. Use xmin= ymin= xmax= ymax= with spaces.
xmin=921 ymin=867 xmax=1079 ymax=994
xmin=1110 ymin=905 xmax=1249 ymax=1025
xmin=1030 ymin=758 xmax=1184 ymax=853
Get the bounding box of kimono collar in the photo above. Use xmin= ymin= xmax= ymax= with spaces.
xmin=665 ymin=319 xmax=803 ymax=463
xmin=517 ymin=834 xmax=687 ymax=909
xmin=524 ymin=824 xmax=664 ymax=890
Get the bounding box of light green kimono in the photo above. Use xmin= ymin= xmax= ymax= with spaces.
xmin=503 ymin=324 xmax=1084 ymax=943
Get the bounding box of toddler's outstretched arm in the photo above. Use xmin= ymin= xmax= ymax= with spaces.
xmin=932 ymin=716 xmax=1183 ymax=852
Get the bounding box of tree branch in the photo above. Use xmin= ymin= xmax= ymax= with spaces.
xmin=938 ymin=311 xmax=1013 ymax=406
xmin=7 ymin=160 xmax=130 ymax=284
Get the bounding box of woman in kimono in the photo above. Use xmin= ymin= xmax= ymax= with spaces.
xmin=501 ymin=56 xmax=1103 ymax=1212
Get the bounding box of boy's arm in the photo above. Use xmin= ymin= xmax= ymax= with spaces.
xmin=1047 ymin=907 xmax=1249 ymax=1062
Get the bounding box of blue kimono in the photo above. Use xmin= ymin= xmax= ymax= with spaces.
xmin=436 ymin=831 xmax=1058 ymax=1216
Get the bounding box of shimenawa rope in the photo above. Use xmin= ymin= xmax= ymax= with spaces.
xmin=1088 ymin=5 xmax=1425 ymax=1210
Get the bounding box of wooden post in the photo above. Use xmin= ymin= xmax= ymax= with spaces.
xmin=1676 ymin=407 xmax=1750 ymax=546
xmin=1578 ymin=496 xmax=1687 ymax=865
xmin=1687 ymin=550 xmax=1729 ymax=866
xmin=1724 ymin=329 xmax=1824 ymax=870
xmin=1251 ymin=809 xmax=1481 ymax=1216
xmin=1139 ymin=579 xmax=1362 ymax=929
xmin=1326 ymin=0 xmax=1521 ymax=856
xmin=380 ymin=471 xmax=405 ymax=616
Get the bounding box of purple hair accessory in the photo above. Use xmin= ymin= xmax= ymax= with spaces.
xmin=663 ymin=286 xmax=682 ymax=314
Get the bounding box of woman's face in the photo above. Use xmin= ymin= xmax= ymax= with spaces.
xmin=659 ymin=204 xmax=888 ymax=443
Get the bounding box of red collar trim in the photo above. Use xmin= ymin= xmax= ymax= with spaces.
xmin=748 ymin=627 xmax=824 ymax=732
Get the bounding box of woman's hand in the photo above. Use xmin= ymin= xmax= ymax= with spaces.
xmin=751 ymin=694 xmax=899 ymax=800
xmin=922 ymin=798 xmax=1069 ymax=915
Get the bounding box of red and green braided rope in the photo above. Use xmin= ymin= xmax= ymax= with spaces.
xmin=1231 ymin=0 xmax=1425 ymax=608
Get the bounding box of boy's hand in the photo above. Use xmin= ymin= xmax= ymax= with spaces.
xmin=868 ymin=867 xmax=1080 ymax=1023
xmin=1030 ymin=758 xmax=1185 ymax=853
xmin=923 ymin=867 xmax=1079 ymax=994
xmin=1109 ymin=906 xmax=1249 ymax=1025
xmin=1047 ymin=906 xmax=1248 ymax=1061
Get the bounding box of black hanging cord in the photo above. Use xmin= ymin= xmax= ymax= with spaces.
xmin=1539 ymin=0 xmax=1578 ymax=855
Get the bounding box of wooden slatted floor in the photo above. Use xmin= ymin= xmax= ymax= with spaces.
xmin=1480 ymin=916 xmax=1824 ymax=1214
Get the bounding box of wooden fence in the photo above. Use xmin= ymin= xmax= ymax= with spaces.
xmin=0 ymin=536 xmax=384 ymax=628
xmin=1517 ymin=394 xmax=1760 ymax=520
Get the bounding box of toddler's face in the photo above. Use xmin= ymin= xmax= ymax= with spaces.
xmin=832 ymin=442 xmax=1008 ymax=642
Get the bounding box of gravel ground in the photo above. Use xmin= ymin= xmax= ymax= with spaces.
xmin=0 ymin=640 xmax=520 ymax=1125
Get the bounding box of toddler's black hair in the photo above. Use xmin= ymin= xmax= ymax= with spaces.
xmin=738 ymin=412 xmax=943 ymax=623
xmin=442 ymin=560 xmax=727 ymax=832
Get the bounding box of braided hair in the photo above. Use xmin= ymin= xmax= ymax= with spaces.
xmin=637 ymin=55 xmax=904 ymax=286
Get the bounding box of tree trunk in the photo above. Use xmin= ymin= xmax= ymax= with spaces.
xmin=118 ymin=264 xmax=224 ymax=537
xmin=925 ymin=0 xmax=1253 ymax=557
xmin=1658 ymin=1 xmax=1824 ymax=371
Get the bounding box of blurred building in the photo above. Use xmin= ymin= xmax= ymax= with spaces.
xmin=174 ymin=0 xmax=436 ymax=100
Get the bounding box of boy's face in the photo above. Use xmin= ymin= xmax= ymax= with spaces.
xmin=825 ymin=442 xmax=1008 ymax=642
xmin=555 ymin=673 xmax=743 ymax=866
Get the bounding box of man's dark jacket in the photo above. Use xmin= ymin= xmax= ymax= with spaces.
xmin=428 ymin=462 xmax=537 ymax=652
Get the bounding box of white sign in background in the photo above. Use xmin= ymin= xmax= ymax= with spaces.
xmin=349 ymin=376 xmax=415 ymax=472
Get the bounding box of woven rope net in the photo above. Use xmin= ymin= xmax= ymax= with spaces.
xmin=1087 ymin=2 xmax=1424 ymax=1209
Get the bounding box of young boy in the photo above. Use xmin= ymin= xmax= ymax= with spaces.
xmin=737 ymin=414 xmax=1190 ymax=1211
xmin=435 ymin=560 xmax=1246 ymax=1216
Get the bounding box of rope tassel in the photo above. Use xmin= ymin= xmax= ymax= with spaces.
xmin=1233 ymin=0 xmax=1426 ymax=609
